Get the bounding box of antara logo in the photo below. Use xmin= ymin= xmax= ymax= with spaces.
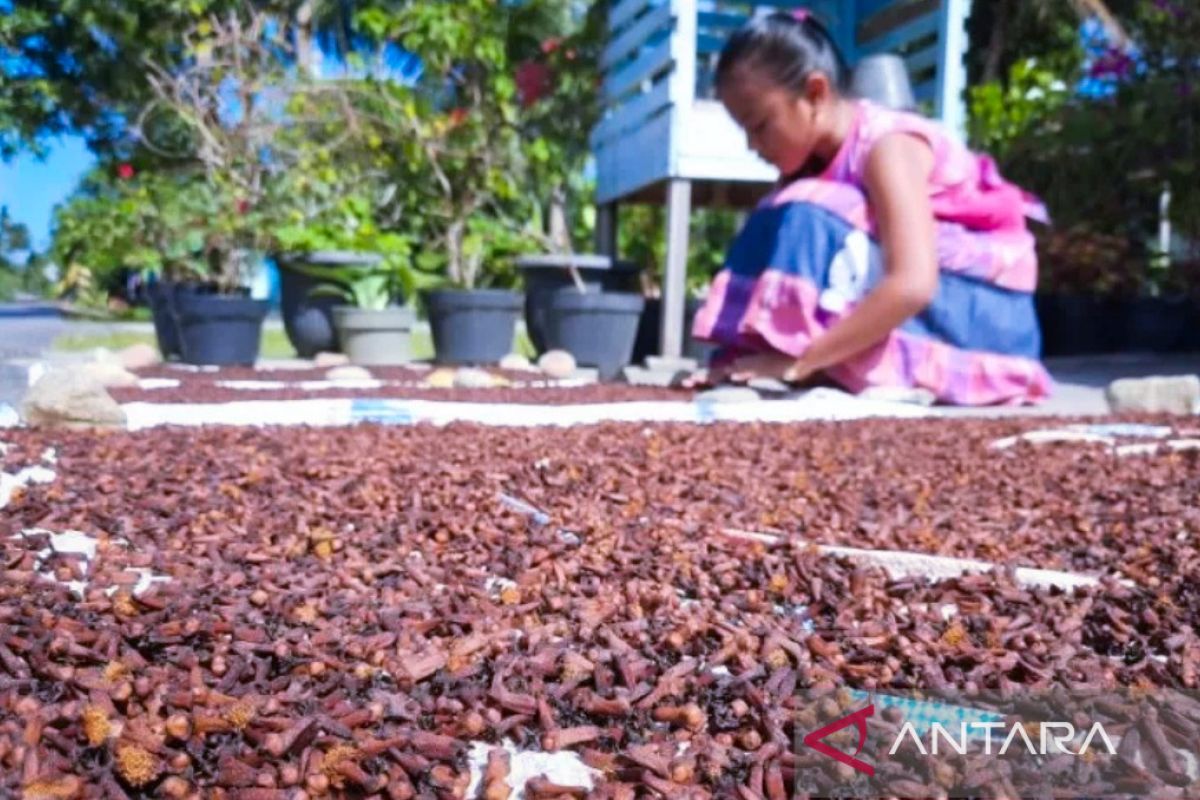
xmin=802 ymin=704 xmax=876 ymax=776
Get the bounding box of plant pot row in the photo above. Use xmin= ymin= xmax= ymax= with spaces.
xmin=278 ymin=256 xmax=715 ymax=376
xmin=413 ymin=287 xmax=652 ymax=380
xmin=149 ymin=282 xmax=269 ymax=366
xmin=1036 ymin=293 xmax=1200 ymax=357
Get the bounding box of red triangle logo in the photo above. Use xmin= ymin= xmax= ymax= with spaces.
xmin=802 ymin=703 xmax=875 ymax=776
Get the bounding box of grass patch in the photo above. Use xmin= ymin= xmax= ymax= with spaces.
xmin=52 ymin=326 xmax=535 ymax=362
xmin=52 ymin=331 xmax=162 ymax=354
xmin=53 ymin=328 xmax=299 ymax=359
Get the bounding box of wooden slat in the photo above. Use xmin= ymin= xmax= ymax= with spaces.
xmin=604 ymin=35 xmax=673 ymax=101
xmin=697 ymin=32 xmax=725 ymax=55
xmin=857 ymin=11 xmax=939 ymax=54
xmin=696 ymin=10 xmax=746 ymax=31
xmin=857 ymin=0 xmax=939 ymax=43
xmin=903 ymin=44 xmax=939 ymax=76
xmin=590 ymin=77 xmax=673 ymax=147
xmin=609 ymin=0 xmax=659 ymax=33
xmin=602 ymin=3 xmax=674 ymax=70
xmin=594 ymin=111 xmax=674 ymax=204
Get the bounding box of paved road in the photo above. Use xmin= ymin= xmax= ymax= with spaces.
xmin=0 ymin=303 xmax=67 ymax=408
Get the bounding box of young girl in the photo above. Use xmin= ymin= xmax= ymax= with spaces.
xmin=687 ymin=10 xmax=1052 ymax=405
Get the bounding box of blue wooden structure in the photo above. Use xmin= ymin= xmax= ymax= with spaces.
xmin=592 ymin=0 xmax=974 ymax=359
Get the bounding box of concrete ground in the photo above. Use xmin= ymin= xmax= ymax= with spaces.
xmin=944 ymin=353 xmax=1200 ymax=418
xmin=1 ymin=301 xmax=1197 ymax=418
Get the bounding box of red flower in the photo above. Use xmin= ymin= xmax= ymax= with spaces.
xmin=540 ymin=37 xmax=562 ymax=55
xmin=515 ymin=61 xmax=552 ymax=108
xmin=236 ymin=198 xmax=250 ymax=215
xmin=117 ymin=163 xmax=135 ymax=180
xmin=448 ymin=107 xmax=469 ymax=127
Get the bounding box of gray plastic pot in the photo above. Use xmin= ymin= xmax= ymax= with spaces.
xmin=851 ymin=54 xmax=917 ymax=111
xmin=332 ymin=306 xmax=415 ymax=366
xmin=424 ymin=288 xmax=522 ymax=365
xmin=279 ymin=252 xmax=383 ymax=357
xmin=543 ymin=290 xmax=646 ymax=380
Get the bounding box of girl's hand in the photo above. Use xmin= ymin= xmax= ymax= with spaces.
xmin=682 ymin=352 xmax=818 ymax=388
xmin=728 ymin=352 xmax=799 ymax=384
xmin=680 ymin=362 xmax=734 ymax=389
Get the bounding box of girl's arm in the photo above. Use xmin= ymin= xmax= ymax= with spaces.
xmin=785 ymin=132 xmax=939 ymax=380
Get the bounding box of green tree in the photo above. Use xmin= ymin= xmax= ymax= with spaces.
xmin=0 ymin=206 xmax=33 ymax=300
xmin=355 ymin=0 xmax=537 ymax=289
xmin=0 ymin=0 xmax=360 ymax=159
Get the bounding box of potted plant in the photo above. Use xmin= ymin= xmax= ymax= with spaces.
xmin=357 ymin=0 xmax=535 ymax=365
xmin=136 ymin=9 xmax=352 ymax=365
xmin=285 ymin=243 xmax=418 ymax=366
xmin=273 ymin=184 xmax=418 ymax=358
xmin=506 ymin=2 xmax=648 ymax=377
xmin=1034 ymin=225 xmax=1140 ymax=356
xmin=50 ymin=166 xmax=214 ymax=359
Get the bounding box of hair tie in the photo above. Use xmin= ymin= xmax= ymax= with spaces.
xmin=792 ymin=8 xmax=811 ymax=22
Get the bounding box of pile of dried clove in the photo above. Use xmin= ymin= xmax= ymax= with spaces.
xmin=1 ymin=418 xmax=1197 ymax=798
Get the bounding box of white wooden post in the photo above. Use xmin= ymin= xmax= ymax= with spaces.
xmin=936 ymin=0 xmax=973 ymax=140
xmin=661 ymin=179 xmax=692 ymax=358
xmin=659 ymin=0 xmax=697 ymax=358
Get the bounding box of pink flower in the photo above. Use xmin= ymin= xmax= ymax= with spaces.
xmin=1089 ymin=48 xmax=1135 ymax=79
xmin=515 ymin=61 xmax=551 ymax=108
xmin=117 ymin=163 xmax=134 ymax=180
xmin=540 ymin=37 xmax=562 ymax=55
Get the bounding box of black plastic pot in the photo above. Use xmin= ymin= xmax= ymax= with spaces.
xmin=632 ymin=297 xmax=718 ymax=365
xmin=543 ymin=290 xmax=646 ymax=380
xmin=1178 ymin=297 xmax=1200 ymax=352
xmin=1035 ymin=293 xmax=1116 ymax=357
xmin=148 ymin=281 xmax=182 ymax=360
xmin=518 ymin=255 xmax=641 ymax=355
xmin=1117 ymin=295 xmax=1189 ymax=353
xmin=424 ymin=288 xmax=522 ymax=365
xmin=174 ymin=292 xmax=270 ymax=366
xmin=149 ymin=281 xmax=230 ymax=360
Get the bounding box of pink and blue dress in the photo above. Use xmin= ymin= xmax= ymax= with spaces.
xmin=691 ymin=100 xmax=1053 ymax=406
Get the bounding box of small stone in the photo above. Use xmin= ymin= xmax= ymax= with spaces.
xmin=80 ymin=362 xmax=140 ymax=388
xmin=453 ymin=367 xmax=507 ymax=389
xmin=325 ymin=366 xmax=373 ymax=381
xmin=696 ymin=386 xmax=762 ymax=404
xmin=1106 ymin=375 xmax=1200 ymax=416
xmin=21 ymin=369 xmax=126 ymax=429
xmin=499 ymin=353 xmax=535 ymax=372
xmin=538 ymin=350 xmax=577 ymax=379
xmin=622 ymin=366 xmax=688 ymax=388
xmin=423 ymin=368 xmax=456 ymax=389
xmin=645 ymin=356 xmax=699 ymax=373
xmin=117 ymin=343 xmax=162 ymax=371
xmin=314 ymin=352 xmax=350 ymax=368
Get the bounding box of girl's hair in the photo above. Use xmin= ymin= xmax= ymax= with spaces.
xmin=715 ymin=11 xmax=850 ymax=95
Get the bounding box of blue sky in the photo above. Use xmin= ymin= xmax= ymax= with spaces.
xmin=0 ymin=136 xmax=94 ymax=254
xmin=0 ymin=34 xmax=419 ymax=258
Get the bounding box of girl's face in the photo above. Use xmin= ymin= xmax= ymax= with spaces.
xmin=718 ymin=66 xmax=833 ymax=176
